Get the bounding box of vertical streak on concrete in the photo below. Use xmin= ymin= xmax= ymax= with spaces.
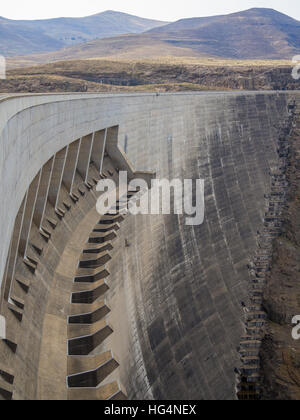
xmin=32 ymin=157 xmax=55 ymax=230
xmin=86 ymin=133 xmax=95 ymax=182
xmin=62 ymin=139 xmax=82 ymax=195
xmin=91 ymin=129 xmax=107 ymax=173
xmin=55 ymin=147 xmax=69 ymax=210
xmin=77 ymin=133 xmax=94 ymax=184
xmin=48 ymin=147 xmax=68 ymax=209
xmin=1 ymin=240 xmax=12 ymax=311
xmin=100 ymin=129 xmax=108 ymax=174
xmin=124 ymin=135 xmax=128 ymax=154
xmin=3 ymin=196 xmax=27 ymax=302
xmin=19 ymin=171 xmax=42 ymax=258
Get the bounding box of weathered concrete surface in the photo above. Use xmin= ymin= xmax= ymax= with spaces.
xmin=0 ymin=92 xmax=299 ymax=400
xmin=100 ymin=92 xmax=300 ymax=400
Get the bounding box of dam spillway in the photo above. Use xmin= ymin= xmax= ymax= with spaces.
xmin=0 ymin=91 xmax=299 ymax=400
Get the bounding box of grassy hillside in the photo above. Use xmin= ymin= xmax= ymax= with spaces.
xmin=1 ymin=58 xmax=298 ymax=94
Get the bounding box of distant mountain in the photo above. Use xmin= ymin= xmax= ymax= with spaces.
xmin=0 ymin=10 xmax=168 ymax=56
xmin=147 ymin=8 xmax=300 ymax=59
xmin=5 ymin=8 xmax=300 ymax=66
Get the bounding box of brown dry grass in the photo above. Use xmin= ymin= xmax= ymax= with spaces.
xmin=1 ymin=56 xmax=298 ymax=94
xmin=7 ymin=55 xmax=293 ymax=71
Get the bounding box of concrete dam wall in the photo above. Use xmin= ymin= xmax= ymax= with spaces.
xmin=0 ymin=92 xmax=298 ymax=400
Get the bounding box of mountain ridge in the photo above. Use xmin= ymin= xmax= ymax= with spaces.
xmin=3 ymin=8 xmax=300 ymax=63
xmin=147 ymin=8 xmax=299 ymax=32
xmin=145 ymin=8 xmax=300 ymax=59
xmin=0 ymin=10 xmax=168 ymax=56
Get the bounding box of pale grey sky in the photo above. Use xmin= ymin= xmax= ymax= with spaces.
xmin=1 ymin=0 xmax=299 ymax=21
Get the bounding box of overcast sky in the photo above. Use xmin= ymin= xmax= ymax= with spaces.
xmin=1 ymin=0 xmax=299 ymax=21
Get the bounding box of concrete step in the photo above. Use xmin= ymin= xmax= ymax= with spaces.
xmin=68 ymin=301 xmax=111 ymax=325
xmin=79 ymin=252 xmax=112 ymax=269
xmin=40 ymin=226 xmax=51 ymax=240
xmin=0 ymin=363 xmax=14 ymax=379
xmin=85 ymin=181 xmax=94 ymax=190
xmin=67 ymin=351 xmax=119 ymax=388
xmin=247 ymin=311 xmax=267 ymax=320
xmin=88 ymin=231 xmax=117 ymax=244
xmin=257 ymin=242 xmax=273 ymax=249
xmin=262 ymin=227 xmax=282 ymax=233
xmin=249 ymin=298 xmax=263 ymax=306
xmin=83 ymin=242 xmax=113 ymax=255
xmin=68 ymin=350 xmax=116 ymax=376
xmin=251 ymin=290 xmax=264 ymax=297
xmin=255 ymin=267 xmax=270 ymax=273
xmin=15 ymin=274 xmax=31 ymax=291
xmin=255 ymin=248 xmax=272 ymax=255
xmin=63 ymin=200 xmax=72 ymax=211
xmin=254 ymin=272 xmax=266 ymax=279
xmin=92 ymin=176 xmax=101 ymax=185
xmin=0 ymin=377 xmax=13 ymax=399
xmin=237 ymin=382 xmax=260 ymax=393
xmin=68 ymin=381 xmax=127 ymax=401
xmin=69 ymin=299 xmax=109 ymax=316
xmin=246 ymin=373 xmax=261 ymax=383
xmin=251 ymin=284 xmax=265 ymax=291
xmin=70 ymin=192 xmax=80 ymax=202
xmin=77 ymin=185 xmax=86 ymax=196
xmin=240 ymin=365 xmax=260 ymax=375
xmin=74 ymin=268 xmax=109 ymax=283
xmin=264 ymin=221 xmax=282 ymax=228
xmin=68 ymin=322 xmax=113 ymax=355
xmin=8 ymin=302 xmax=23 ymax=322
xmin=71 ymin=280 xmax=109 ymax=304
xmin=253 ymin=259 xmax=271 ymax=266
xmin=240 ymin=349 xmax=260 ymax=357
xmin=251 ymin=282 xmax=265 ymax=288
xmin=99 ymin=214 xmax=124 ymax=224
xmin=0 ymin=364 xmax=14 ymax=400
xmin=102 ymin=170 xmax=113 ymax=178
xmin=253 ymin=255 xmax=272 ymax=261
xmin=246 ymin=326 xmax=263 ymax=335
xmin=251 ymin=279 xmax=266 ymax=285
xmin=72 ymin=277 xmax=110 ymax=292
xmin=246 ymin=319 xmax=266 ymax=328
xmin=10 ymin=296 xmax=25 ymax=310
xmin=23 ymin=257 xmax=37 ymax=273
xmin=237 ymin=390 xmax=261 ymax=400
xmin=241 ymin=356 xmax=260 ymax=366
xmin=55 ymin=207 xmax=66 ymax=218
xmin=68 ymin=319 xmax=112 ymax=340
xmin=240 ymin=340 xmax=261 ymax=349
xmin=46 ymin=217 xmax=58 ymax=229
xmin=248 ymin=305 xmax=263 ymax=312
xmin=93 ymin=223 xmax=120 ymax=233
xmin=241 ymin=335 xmax=262 ymax=342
